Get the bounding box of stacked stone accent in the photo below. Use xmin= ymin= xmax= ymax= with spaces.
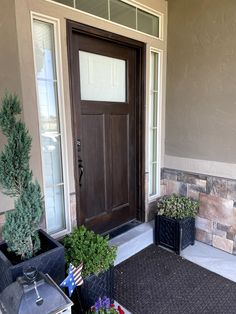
xmin=161 ymin=168 xmax=236 ymax=255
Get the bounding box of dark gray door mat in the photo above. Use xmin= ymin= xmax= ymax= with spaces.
xmin=114 ymin=245 xmax=236 ymax=314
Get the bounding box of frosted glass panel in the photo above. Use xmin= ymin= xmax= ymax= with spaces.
xmin=110 ymin=0 xmax=136 ymax=29
xmin=79 ymin=51 xmax=126 ymax=102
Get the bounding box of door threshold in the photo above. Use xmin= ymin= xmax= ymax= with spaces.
xmin=109 ymin=220 xmax=154 ymax=265
xmin=102 ymin=219 xmax=142 ymax=240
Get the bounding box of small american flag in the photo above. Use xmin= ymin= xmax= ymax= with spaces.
xmin=71 ymin=263 xmax=83 ymax=286
xmin=60 ymin=263 xmax=83 ymax=296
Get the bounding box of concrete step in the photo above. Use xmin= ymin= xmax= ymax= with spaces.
xmin=109 ymin=221 xmax=154 ymax=266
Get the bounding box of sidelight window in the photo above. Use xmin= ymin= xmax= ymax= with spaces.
xmin=149 ymin=51 xmax=160 ymax=197
xmin=32 ymin=17 xmax=69 ymax=235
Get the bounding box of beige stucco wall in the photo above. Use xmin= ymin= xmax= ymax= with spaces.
xmin=0 ymin=0 xmax=22 ymax=211
xmin=0 ymin=0 xmax=167 ymax=228
xmin=166 ymin=0 xmax=236 ymax=168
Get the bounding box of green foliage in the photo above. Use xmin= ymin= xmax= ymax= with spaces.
xmin=0 ymin=94 xmax=32 ymax=197
xmin=63 ymin=226 xmax=117 ymax=278
xmin=157 ymin=194 xmax=198 ymax=219
xmin=0 ymin=93 xmax=43 ymax=259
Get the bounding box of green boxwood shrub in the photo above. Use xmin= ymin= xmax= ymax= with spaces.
xmin=63 ymin=226 xmax=117 ymax=278
xmin=157 ymin=194 xmax=198 ymax=219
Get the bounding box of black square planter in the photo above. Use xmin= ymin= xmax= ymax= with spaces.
xmin=0 ymin=229 xmax=65 ymax=292
xmin=71 ymin=267 xmax=114 ymax=312
xmin=155 ymin=215 xmax=195 ymax=254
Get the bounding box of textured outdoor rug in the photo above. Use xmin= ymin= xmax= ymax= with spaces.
xmin=114 ymin=245 xmax=236 ymax=314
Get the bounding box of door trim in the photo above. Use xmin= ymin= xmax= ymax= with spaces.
xmin=67 ymin=20 xmax=146 ymax=227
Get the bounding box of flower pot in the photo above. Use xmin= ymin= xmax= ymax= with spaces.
xmin=71 ymin=267 xmax=114 ymax=312
xmin=0 ymin=229 xmax=65 ymax=292
xmin=155 ymin=215 xmax=195 ymax=254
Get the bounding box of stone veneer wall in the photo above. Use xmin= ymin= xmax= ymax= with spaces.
xmin=160 ymin=168 xmax=236 ymax=255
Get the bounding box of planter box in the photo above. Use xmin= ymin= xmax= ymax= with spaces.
xmin=0 ymin=229 xmax=65 ymax=292
xmin=71 ymin=267 xmax=114 ymax=312
xmin=155 ymin=215 xmax=195 ymax=254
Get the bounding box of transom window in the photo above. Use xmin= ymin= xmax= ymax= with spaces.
xmin=52 ymin=0 xmax=160 ymax=38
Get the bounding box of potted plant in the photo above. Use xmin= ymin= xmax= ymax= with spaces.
xmin=155 ymin=194 xmax=198 ymax=254
xmin=88 ymin=297 xmax=124 ymax=314
xmin=63 ymin=225 xmax=117 ymax=311
xmin=0 ymin=93 xmax=65 ymax=292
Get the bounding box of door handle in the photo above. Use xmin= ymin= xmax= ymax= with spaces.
xmin=78 ymin=159 xmax=84 ymax=187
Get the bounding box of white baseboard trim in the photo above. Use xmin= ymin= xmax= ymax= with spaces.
xmin=164 ymin=155 xmax=236 ymax=180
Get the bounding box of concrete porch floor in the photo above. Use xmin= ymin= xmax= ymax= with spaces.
xmin=181 ymin=240 xmax=236 ymax=283
xmin=112 ymin=221 xmax=236 ymax=313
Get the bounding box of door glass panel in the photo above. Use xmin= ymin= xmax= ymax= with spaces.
xmin=79 ymin=51 xmax=126 ymax=102
xmin=76 ymin=0 xmax=109 ymax=19
xmin=137 ymin=9 xmax=159 ymax=37
xmin=110 ymin=0 xmax=136 ymax=29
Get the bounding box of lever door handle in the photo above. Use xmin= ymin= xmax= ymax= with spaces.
xmin=78 ymin=159 xmax=84 ymax=187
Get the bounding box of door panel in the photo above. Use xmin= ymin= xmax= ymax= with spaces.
xmin=68 ymin=23 xmax=144 ymax=233
xmin=80 ymin=114 xmax=107 ymax=220
xmin=111 ymin=114 xmax=129 ymax=209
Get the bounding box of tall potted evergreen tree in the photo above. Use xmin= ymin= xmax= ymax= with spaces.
xmin=0 ymin=93 xmax=65 ymax=292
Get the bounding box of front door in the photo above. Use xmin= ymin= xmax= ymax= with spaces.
xmin=68 ymin=23 xmax=144 ymax=233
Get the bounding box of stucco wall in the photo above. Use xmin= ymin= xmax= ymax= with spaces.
xmin=0 ymin=0 xmax=22 ymax=211
xmin=166 ymin=0 xmax=236 ymax=166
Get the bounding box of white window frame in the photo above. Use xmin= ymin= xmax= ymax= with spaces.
xmin=148 ymin=48 xmax=163 ymax=202
xmin=31 ymin=12 xmax=71 ymax=238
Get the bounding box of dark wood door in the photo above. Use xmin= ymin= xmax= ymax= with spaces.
xmin=69 ymin=23 xmax=144 ymax=234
